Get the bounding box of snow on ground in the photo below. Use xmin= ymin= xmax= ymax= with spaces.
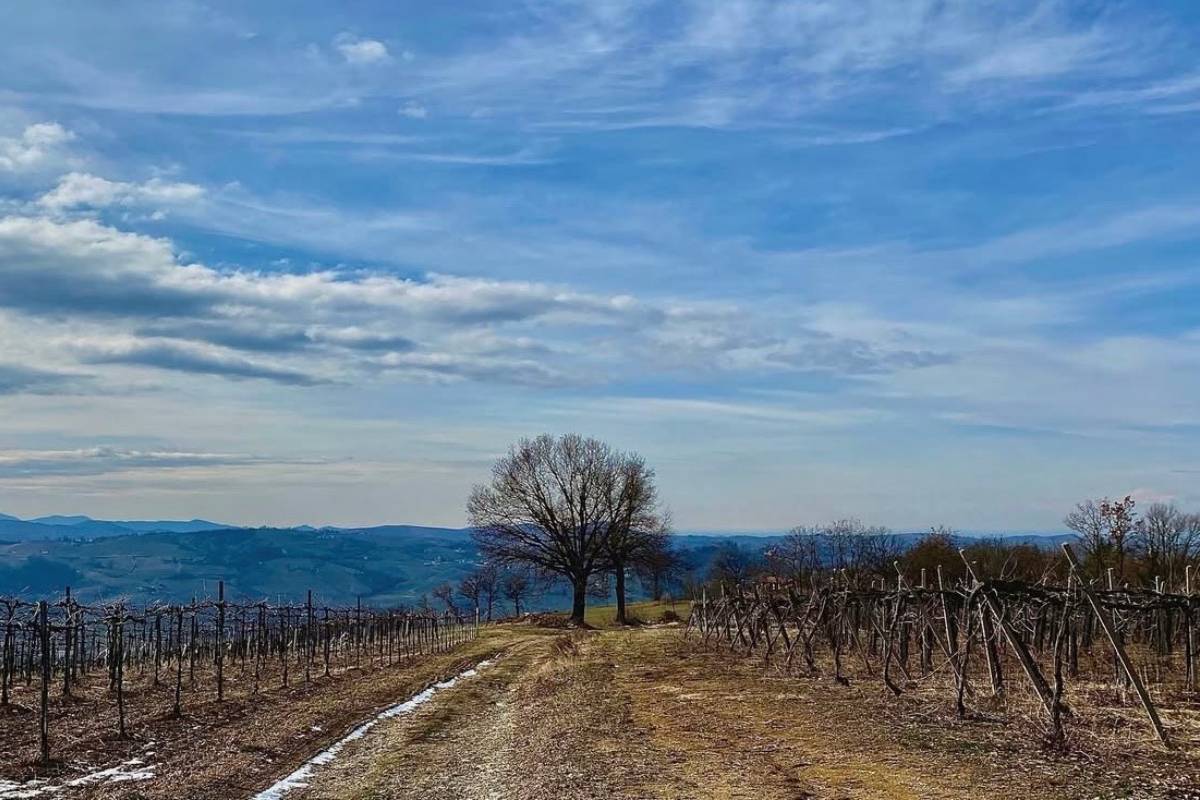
xmin=252 ymin=659 xmax=495 ymax=800
xmin=0 ymin=743 xmax=156 ymax=798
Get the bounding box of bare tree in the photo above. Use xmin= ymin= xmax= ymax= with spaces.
xmin=468 ymin=433 xmax=647 ymax=624
xmin=459 ymin=563 xmax=501 ymax=621
xmin=458 ymin=573 xmax=482 ymax=618
xmin=431 ymin=582 xmax=458 ymax=615
xmin=764 ymin=525 xmax=821 ymax=584
xmin=708 ymin=541 xmax=756 ymax=586
xmin=1065 ymin=499 xmax=1109 ymax=579
xmin=1137 ymin=503 xmax=1199 ymax=588
xmin=633 ymin=536 xmax=683 ymax=601
xmin=1066 ymin=496 xmax=1139 ymax=582
xmin=808 ymin=518 xmax=896 ymax=583
xmin=1102 ymin=496 xmax=1138 ymax=582
xmin=602 ymin=458 xmax=667 ymax=624
xmin=477 ymin=563 xmax=500 ymax=621
xmin=502 ymin=571 xmax=532 ymax=616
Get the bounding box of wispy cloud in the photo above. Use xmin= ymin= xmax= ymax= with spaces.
xmin=77 ymin=338 xmax=327 ymax=386
xmin=0 ymin=364 xmax=87 ymax=395
xmin=0 ymin=447 xmax=319 ymax=478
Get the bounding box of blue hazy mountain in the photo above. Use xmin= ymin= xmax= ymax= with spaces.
xmin=0 ymin=513 xmax=230 ymax=540
xmin=29 ymin=514 xmax=95 ymax=525
xmin=0 ymin=523 xmax=476 ymax=604
xmin=107 ymin=518 xmax=230 ymax=533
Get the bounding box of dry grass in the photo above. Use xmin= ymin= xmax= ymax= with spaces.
xmin=584 ymin=599 xmax=691 ymax=628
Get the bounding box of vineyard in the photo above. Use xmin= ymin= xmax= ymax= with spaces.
xmin=0 ymin=581 xmax=477 ymax=776
xmin=685 ymin=544 xmax=1200 ymax=750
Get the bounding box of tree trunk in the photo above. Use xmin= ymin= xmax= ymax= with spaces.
xmin=571 ymin=578 xmax=587 ymax=625
xmin=615 ymin=564 xmax=628 ymax=625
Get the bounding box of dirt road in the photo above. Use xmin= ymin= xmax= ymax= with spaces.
xmin=280 ymin=625 xmax=1200 ymax=800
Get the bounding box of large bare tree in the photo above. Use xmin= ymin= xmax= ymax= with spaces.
xmin=468 ymin=433 xmax=661 ymax=624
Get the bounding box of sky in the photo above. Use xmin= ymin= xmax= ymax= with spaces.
xmin=1 ymin=1 xmax=1199 ymax=532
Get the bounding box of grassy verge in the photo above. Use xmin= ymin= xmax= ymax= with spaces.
xmin=583 ymin=598 xmax=691 ymax=627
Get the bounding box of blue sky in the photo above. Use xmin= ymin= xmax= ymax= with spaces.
xmin=1 ymin=1 xmax=1199 ymax=531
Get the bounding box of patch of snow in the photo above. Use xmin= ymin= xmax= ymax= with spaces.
xmin=252 ymin=658 xmax=494 ymax=800
xmin=0 ymin=756 xmax=154 ymax=799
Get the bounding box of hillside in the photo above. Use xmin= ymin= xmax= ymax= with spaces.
xmin=0 ymin=512 xmax=1076 ymax=607
xmin=0 ymin=526 xmax=477 ymax=605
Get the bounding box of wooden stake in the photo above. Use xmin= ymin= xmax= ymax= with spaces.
xmin=1062 ymin=543 xmax=1171 ymax=748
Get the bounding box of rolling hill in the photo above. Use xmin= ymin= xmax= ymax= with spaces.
xmin=0 ymin=511 xmax=1074 ymax=607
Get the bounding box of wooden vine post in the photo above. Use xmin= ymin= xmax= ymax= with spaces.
xmin=1061 ymin=543 xmax=1171 ymax=748
xmin=38 ymin=600 xmax=50 ymax=764
xmin=216 ymin=581 xmax=226 ymax=701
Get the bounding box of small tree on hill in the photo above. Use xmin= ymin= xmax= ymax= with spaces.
xmin=1065 ymin=499 xmax=1110 ymax=579
xmin=432 ymin=582 xmax=458 ymax=615
xmin=459 ymin=563 xmax=500 ymax=621
xmin=502 ymin=570 xmax=532 ymax=616
xmin=633 ymin=535 xmax=683 ymax=601
xmin=602 ymin=455 xmax=668 ymax=624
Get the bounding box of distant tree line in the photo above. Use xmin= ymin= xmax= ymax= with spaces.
xmin=696 ymin=497 xmax=1200 ymax=592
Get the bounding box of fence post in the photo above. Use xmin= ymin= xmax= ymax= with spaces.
xmin=174 ymin=606 xmax=184 ymax=716
xmin=305 ymin=590 xmax=313 ymax=684
xmin=61 ymin=587 xmax=72 ymax=697
xmin=38 ymin=600 xmax=50 ymax=764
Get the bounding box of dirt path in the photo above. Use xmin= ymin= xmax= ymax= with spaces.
xmin=12 ymin=623 xmax=1194 ymax=799
xmin=284 ymin=625 xmax=1198 ymax=800
xmin=290 ymin=629 xmax=659 ymax=799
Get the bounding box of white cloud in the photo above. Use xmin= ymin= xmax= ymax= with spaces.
xmin=0 ymin=213 xmax=949 ymax=391
xmin=39 ymin=172 xmax=204 ymax=210
xmin=399 ymin=102 xmax=428 ymax=119
xmin=334 ymin=33 xmax=390 ymax=65
xmin=0 ymin=123 xmax=75 ymax=171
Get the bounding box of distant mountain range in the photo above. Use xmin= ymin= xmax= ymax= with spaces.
xmin=0 ymin=511 xmax=1075 ymax=607
xmin=0 ymin=513 xmax=232 ymax=540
